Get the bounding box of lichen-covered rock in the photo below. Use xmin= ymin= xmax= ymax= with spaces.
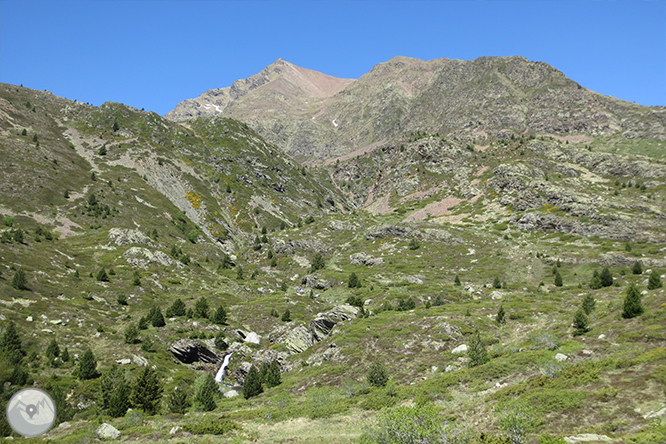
xmin=123 ymin=247 xmax=184 ymax=269
xmin=273 ymin=239 xmax=331 ymax=255
xmin=95 ymin=423 xmax=121 ymax=439
xmin=310 ymin=316 xmax=337 ymax=341
xmin=281 ymin=326 xmax=317 ymax=354
xmin=451 ymin=344 xmax=468 ymax=354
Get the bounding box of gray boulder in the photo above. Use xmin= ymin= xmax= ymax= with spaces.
xmin=349 ymin=252 xmax=384 ymax=266
xmin=301 ymin=274 xmax=331 ymax=290
xmin=108 ymin=228 xmax=154 ymax=247
xmin=282 ymin=326 xmax=317 ymax=354
xmin=95 ymin=423 xmax=121 ymax=439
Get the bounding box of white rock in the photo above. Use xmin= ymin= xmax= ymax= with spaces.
xmin=563 ymin=433 xmax=611 ymax=443
xmin=581 ymin=350 xmax=593 ymax=356
xmin=431 ymin=366 xmax=438 ymax=374
xmin=132 ymin=354 xmax=148 ymax=366
xmin=598 ymin=334 xmax=606 ymax=340
xmin=452 ymin=344 xmax=468 ymax=354
xmin=95 ymin=423 xmax=121 ymax=439
xmin=445 ymin=365 xmax=457 ymax=372
xmin=26 ymin=316 xmax=33 ymax=322
xmin=169 ymin=426 xmax=181 ymax=435
xmin=116 ymin=358 xmax=131 ymax=365
xmin=245 ymin=332 xmax=261 ymax=344
xmin=224 ymin=390 xmax=239 ymax=398
xmin=555 ymin=353 xmax=568 ymax=362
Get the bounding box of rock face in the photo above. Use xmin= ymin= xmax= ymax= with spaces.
xmin=452 ymin=344 xmax=468 ymax=354
xmin=95 ymin=423 xmax=121 ymax=439
xmin=168 ymin=339 xmax=219 ymax=364
xmin=277 ymin=304 xmax=360 ymax=354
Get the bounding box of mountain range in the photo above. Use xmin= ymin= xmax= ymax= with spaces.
xmin=0 ymin=55 xmax=665 ymax=443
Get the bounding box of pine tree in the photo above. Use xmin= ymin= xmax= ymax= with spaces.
xmin=310 ymin=253 xmax=325 ymax=272
xmin=96 ymin=267 xmax=109 ymax=282
xmin=259 ymin=362 xmax=270 ymax=383
xmin=493 ymin=276 xmax=501 ymax=289
xmin=168 ymin=385 xmax=192 ymax=414
xmin=52 ymin=385 xmax=74 ymax=425
xmin=78 ymin=349 xmax=97 ymax=380
xmin=408 ymin=239 xmax=420 ymax=250
xmin=61 ymin=347 xmax=70 ymax=363
xmin=582 ymin=294 xmax=596 ymax=315
xmin=648 ymin=271 xmax=663 ymax=290
xmin=622 ymin=283 xmax=644 ymax=319
xmin=265 ymin=360 xmax=281 ymax=388
xmin=212 ymin=306 xmax=227 ymax=325
xmin=214 ymin=331 xmax=228 ymax=351
xmin=454 ymin=275 xmax=461 ymax=286
xmin=46 ymin=338 xmax=60 ymax=360
xmin=281 ymin=309 xmax=291 ymax=322
xmin=632 ymin=261 xmax=643 ymax=275
xmin=0 ymin=321 xmax=25 ymax=363
xmin=138 ymin=316 xmax=149 ymax=330
xmin=242 ymin=366 xmax=263 ymax=399
xmin=108 ymin=379 xmax=131 ymax=418
xmin=467 ymin=330 xmax=490 ymax=368
xmin=554 ymin=270 xmax=563 ymax=287
xmin=167 ymin=298 xmax=187 ymax=317
xmin=572 ymin=309 xmax=590 ymax=336
xmin=600 ymin=267 xmax=613 ymax=287
xmin=194 ymin=297 xmax=209 ymax=319
xmin=497 ymin=305 xmax=506 ymax=324
xmin=132 ymin=366 xmax=164 ymax=415
xmin=11 ymin=267 xmax=28 ymax=290
xmin=150 ymin=306 xmax=166 ymax=327
xmin=236 ymin=266 xmax=244 ymax=280
xmin=124 ymin=324 xmax=139 ymax=344
xmin=589 ymin=274 xmax=602 ymax=290
xmin=348 ymin=272 xmax=360 ymax=288
xmin=366 ymin=362 xmax=389 ymax=388
xmin=194 ymin=373 xmax=217 ymax=411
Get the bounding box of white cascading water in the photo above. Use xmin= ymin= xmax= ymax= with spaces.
xmin=215 ymin=352 xmax=233 ymax=383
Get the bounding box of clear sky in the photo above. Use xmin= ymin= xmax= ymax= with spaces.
xmin=1 ymin=0 xmax=664 ymax=115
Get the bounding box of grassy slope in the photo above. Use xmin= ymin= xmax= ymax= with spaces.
xmin=0 ymin=85 xmax=665 ymax=443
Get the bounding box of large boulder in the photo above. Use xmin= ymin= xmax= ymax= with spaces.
xmin=310 ymin=316 xmax=337 ymax=341
xmin=301 ymin=274 xmax=331 ymax=290
xmin=168 ymin=339 xmax=219 ymax=364
xmin=282 ymin=326 xmax=317 ymax=354
xmin=95 ymin=423 xmax=121 ymax=439
xmin=108 ymin=228 xmax=154 ymax=247
xmin=349 ymin=252 xmax=384 ymax=266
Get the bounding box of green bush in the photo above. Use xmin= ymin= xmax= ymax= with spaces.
xmin=182 ymin=417 xmax=240 ymax=435
xmin=367 ymin=362 xmax=389 ymax=388
xmin=622 ymin=283 xmax=644 ymax=319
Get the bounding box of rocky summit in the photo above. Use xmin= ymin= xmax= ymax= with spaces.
xmin=0 ymin=55 xmax=665 ymax=443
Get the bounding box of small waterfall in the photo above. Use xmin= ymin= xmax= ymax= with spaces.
xmin=215 ymin=352 xmax=233 ymax=383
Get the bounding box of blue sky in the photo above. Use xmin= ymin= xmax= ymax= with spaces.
xmin=1 ymin=0 xmax=664 ymax=115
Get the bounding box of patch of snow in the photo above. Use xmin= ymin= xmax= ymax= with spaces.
xmin=332 ymin=119 xmax=338 ymax=127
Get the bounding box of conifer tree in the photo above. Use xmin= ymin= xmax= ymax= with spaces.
xmin=493 ymin=276 xmax=502 ymax=289
xmin=124 ymin=324 xmax=139 ymax=344
xmin=310 ymin=252 xmax=325 ymax=272
xmin=454 ymin=275 xmax=461 ymax=286
xmin=96 ymin=267 xmax=109 ymax=282
xmin=648 ymin=271 xmax=663 ymax=290
xmin=212 ymin=306 xmax=227 ymax=325
xmin=166 ymin=298 xmax=187 ymax=317
xmin=467 ymin=330 xmax=490 ymax=368
xmin=109 ymin=378 xmax=131 ymax=418
xmin=366 ymin=362 xmax=389 ymax=388
xmin=236 ymin=266 xmax=244 ymax=280
xmin=150 ymin=306 xmax=166 ymax=328
xmin=78 ymin=349 xmax=97 ymax=380
xmin=52 ymin=385 xmax=74 ymax=424
xmin=348 ymin=272 xmax=361 ymax=288
xmin=581 ymin=294 xmax=596 ymax=315
xmin=496 ymin=305 xmax=506 ymax=324
xmin=554 ymin=270 xmax=563 ymax=287
xmin=572 ymin=309 xmax=590 ymax=336
xmin=194 ymin=373 xmax=217 ymax=411
xmin=168 ymin=385 xmax=192 ymax=414
xmin=622 ymin=283 xmax=644 ymax=319
xmin=138 ymin=316 xmax=149 ymax=330
xmin=600 ymin=267 xmax=613 ymax=287
xmin=11 ymin=267 xmax=28 ymax=290
xmin=214 ymin=331 xmax=228 ymax=351
xmin=132 ymin=366 xmax=164 ymax=415
xmin=194 ymin=297 xmax=209 ymax=319
xmin=0 ymin=321 xmax=25 ymax=363
xmin=46 ymin=338 xmax=60 ymax=360
xmin=61 ymin=347 xmax=70 ymax=363
xmin=632 ymin=261 xmax=643 ymax=275
xmin=281 ymin=308 xmax=291 ymax=322
xmin=242 ymin=366 xmax=263 ymax=399
xmin=265 ymin=360 xmax=281 ymax=388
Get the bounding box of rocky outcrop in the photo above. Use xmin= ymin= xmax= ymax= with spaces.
xmin=168 ymin=339 xmax=219 ymax=364
xmin=273 ymin=239 xmax=331 ymax=255
xmin=108 ymin=228 xmax=154 ymax=247
xmin=282 ymin=326 xmax=317 ymax=354
xmin=301 ymin=274 xmax=331 ymax=290
xmin=123 ymin=247 xmax=184 ymax=269
xmin=349 ymin=252 xmax=384 ymax=266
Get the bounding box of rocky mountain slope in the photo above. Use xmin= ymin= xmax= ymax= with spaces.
xmin=167 ymin=56 xmax=666 ymax=163
xmin=0 ymin=68 xmax=665 ymax=444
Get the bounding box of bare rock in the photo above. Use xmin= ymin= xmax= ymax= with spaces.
xmin=451 ymin=344 xmax=468 ymax=354
xmin=301 ymin=274 xmax=331 ymax=289
xmin=349 ymin=252 xmax=384 ymax=266
xmin=109 ymin=228 xmax=154 ymax=247
xmin=95 ymin=423 xmax=121 ymax=439
xmin=123 ymin=247 xmax=184 ymax=269
xmin=244 ymin=332 xmax=261 ymax=344
xmin=168 ymin=339 xmax=219 ymax=364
